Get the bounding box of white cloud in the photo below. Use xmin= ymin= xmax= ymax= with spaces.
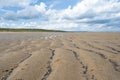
xmin=35 ymin=2 xmax=47 ymax=13
xmin=2 ymin=0 xmax=120 ymax=21
xmin=2 ymin=2 xmax=47 ymax=20
xmin=46 ymin=0 xmax=120 ymax=20
xmin=0 ymin=0 xmax=34 ymax=8
xmin=0 ymin=0 xmax=120 ymax=31
xmin=16 ymin=6 xmax=40 ymax=19
xmin=1 ymin=20 xmax=119 ymax=31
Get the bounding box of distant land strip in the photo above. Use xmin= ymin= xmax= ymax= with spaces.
xmin=0 ymin=28 xmax=65 ymax=32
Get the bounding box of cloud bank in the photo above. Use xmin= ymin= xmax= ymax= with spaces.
xmin=0 ymin=0 xmax=120 ymax=31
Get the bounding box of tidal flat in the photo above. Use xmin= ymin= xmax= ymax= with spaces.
xmin=0 ymin=32 xmax=120 ymax=80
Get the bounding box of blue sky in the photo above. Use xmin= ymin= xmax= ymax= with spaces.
xmin=0 ymin=0 xmax=120 ymax=31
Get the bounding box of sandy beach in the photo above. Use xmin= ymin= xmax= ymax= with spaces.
xmin=0 ymin=32 xmax=120 ymax=80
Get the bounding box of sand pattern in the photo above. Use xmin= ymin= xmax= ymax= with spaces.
xmin=0 ymin=32 xmax=120 ymax=80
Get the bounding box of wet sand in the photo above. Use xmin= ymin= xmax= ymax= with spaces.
xmin=0 ymin=32 xmax=120 ymax=80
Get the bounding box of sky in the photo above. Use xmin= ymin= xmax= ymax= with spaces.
xmin=0 ymin=0 xmax=120 ymax=31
